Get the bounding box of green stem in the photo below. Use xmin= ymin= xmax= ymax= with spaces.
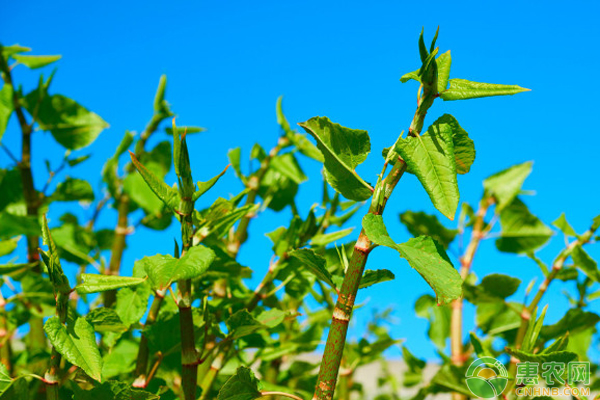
xmin=0 ymin=291 xmax=12 ymax=373
xmin=133 ymin=290 xmax=165 ymax=387
xmin=313 ymin=75 xmax=435 ymax=400
xmin=45 ymin=291 xmax=69 ymax=400
xmin=450 ymin=197 xmax=493 ymax=400
xmin=103 ymin=194 xmax=130 ymax=307
xmin=0 ymin=47 xmax=46 ymax=353
xmin=507 ymin=222 xmax=599 ymax=389
xmin=313 ymin=160 xmax=407 ymax=400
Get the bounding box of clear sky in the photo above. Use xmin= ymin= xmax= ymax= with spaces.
xmin=2 ymin=0 xmax=600 ymax=361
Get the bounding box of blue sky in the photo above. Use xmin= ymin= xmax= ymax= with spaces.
xmin=2 ymin=1 xmax=600 ymax=361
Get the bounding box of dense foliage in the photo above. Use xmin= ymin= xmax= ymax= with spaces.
xmin=0 ymin=29 xmax=598 ymax=400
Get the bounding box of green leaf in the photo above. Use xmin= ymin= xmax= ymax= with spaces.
xmin=522 ymin=305 xmax=548 ymax=352
xmin=363 ymin=214 xmax=462 ymax=305
xmin=165 ymin=126 xmax=205 ymax=135
xmin=115 ymin=286 xmax=151 ymax=326
xmin=399 ymin=210 xmax=457 ymax=249
xmin=288 ymin=248 xmax=336 ymax=289
xmin=228 ymin=147 xmax=244 ymax=180
xmin=552 ymin=213 xmax=577 ymax=237
xmin=139 ymin=245 xmax=215 ymax=290
xmin=71 ymin=380 xmax=159 ymax=400
xmin=540 ymin=309 xmax=600 ymax=340
xmin=1 ymin=44 xmax=31 ymax=58
xmin=44 ymin=316 xmax=103 ymax=381
xmin=469 ymin=332 xmax=490 ymax=357
xmin=394 ymin=118 xmax=459 ymax=220
xmin=276 ymin=97 xmax=323 ymax=162
xmin=225 ymin=310 xmax=266 ymax=339
xmin=217 ymin=366 xmax=262 ymax=400
xmin=299 ymin=116 xmax=373 ymax=201
xmin=483 ymin=161 xmax=532 ymax=210
xmin=11 ymin=54 xmax=61 ymax=69
xmin=505 ymin=347 xmax=578 ymax=365
xmin=415 ymin=294 xmax=451 ymax=348
xmin=75 ymin=274 xmax=146 ymax=294
xmin=153 ymin=74 xmax=172 ymax=117
xmin=479 ymin=274 xmax=521 ymax=299
xmin=436 ymin=51 xmax=452 ymax=93
xmin=192 ymin=164 xmax=229 ymax=202
xmin=129 ymin=152 xmax=180 ymax=211
xmin=438 ymin=114 xmax=475 ymax=174
xmin=310 ymin=227 xmax=354 ymax=247
xmin=440 ymin=78 xmax=530 ymax=101
xmin=496 ymin=198 xmax=553 ymax=254
xmin=0 ymin=83 xmax=14 ymax=141
xmin=0 ymin=212 xmax=39 ymax=238
xmin=0 ymin=237 xmax=18 ymax=257
xmin=102 ymin=130 xmax=134 ymax=197
xmin=40 ymin=216 xmax=70 ymax=295
xmin=270 ymin=153 xmax=307 ymax=185
xmin=123 ymin=162 xmax=165 ymax=214
xmin=50 ymin=177 xmax=95 ymax=202
xmin=359 ymin=269 xmax=395 ymax=289
xmin=23 ymin=94 xmax=108 ymax=149
xmin=571 ymin=245 xmax=600 ymax=282
xmin=86 ymin=308 xmax=128 ymax=333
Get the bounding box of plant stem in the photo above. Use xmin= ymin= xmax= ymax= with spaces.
xmin=260 ymin=391 xmax=305 ymax=400
xmin=45 ymin=291 xmax=69 ymax=400
xmin=103 ymin=194 xmax=130 ymax=307
xmin=0 ymin=291 xmax=12 ymax=373
xmin=313 ymin=159 xmax=407 ymax=400
xmin=228 ymin=137 xmax=288 ymax=257
xmin=0 ymin=49 xmax=47 ymax=353
xmin=133 ymin=289 xmax=165 ymax=387
xmin=449 ymin=197 xmax=493 ymax=400
xmin=507 ymin=222 xmax=599 ymax=386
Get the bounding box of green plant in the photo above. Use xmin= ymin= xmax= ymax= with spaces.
xmin=0 ymin=29 xmax=598 ymax=400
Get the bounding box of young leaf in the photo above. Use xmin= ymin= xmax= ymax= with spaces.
xmin=359 ymin=269 xmax=395 ymax=289
xmin=11 ymin=54 xmax=61 ymax=69
xmin=138 ymin=245 xmax=215 ymax=290
xmin=436 ymin=51 xmax=452 ymax=93
xmin=217 ymin=366 xmax=262 ymax=400
xmin=50 ymin=177 xmax=95 ymax=202
xmin=483 ymin=161 xmax=532 ymax=210
xmin=0 ymin=84 xmax=14 ymax=141
xmin=440 ymin=78 xmax=530 ymax=101
xmin=44 ymin=316 xmax=103 ymax=381
xmin=102 ymin=130 xmax=134 ymax=197
xmin=438 ymin=114 xmax=475 ymax=174
xmin=192 ymin=164 xmax=230 ymax=202
xmin=363 ymin=214 xmax=462 ymax=305
xmin=115 ymin=286 xmax=151 ymax=326
xmin=277 ymin=97 xmax=323 ymax=162
xmin=129 ymin=151 xmax=180 ymax=210
xmin=395 ymin=118 xmax=459 ymax=220
xmin=505 ymin=348 xmax=578 ymax=365
xmin=270 ymin=153 xmax=307 ymax=185
xmin=299 ymin=116 xmax=373 ymax=201
xmin=571 ymin=245 xmax=600 ymax=283
xmin=288 ymin=248 xmax=336 ymax=290
xmin=40 ymin=215 xmax=70 ymax=295
xmin=399 ymin=210 xmax=457 ymax=249
xmin=540 ymin=308 xmax=600 ymax=340
xmin=310 ymin=227 xmax=354 ymax=247
xmin=75 ymin=274 xmax=146 ymax=294
xmin=23 ymin=94 xmax=108 ymax=149
xmin=496 ymin=198 xmax=553 ymax=254
xmin=552 ymin=213 xmax=577 ymax=237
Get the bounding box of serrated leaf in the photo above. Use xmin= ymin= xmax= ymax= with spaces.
xmin=436 ymin=51 xmax=452 ymax=93
xmin=540 ymin=309 xmax=600 ymax=340
xmin=552 ymin=213 xmax=577 ymax=237
xmin=129 ymin=151 xmax=180 ymax=210
xmin=192 ymin=164 xmax=229 ymax=202
xmin=289 ymin=248 xmax=336 ymax=289
xmin=496 ymin=198 xmax=553 ymax=254
xmin=0 ymin=84 xmax=13 ymax=141
xmin=75 ymin=274 xmax=146 ymax=294
xmin=440 ymin=78 xmax=530 ymax=101
xmin=40 ymin=216 xmax=70 ymax=295
xmin=400 ymin=210 xmax=457 ymax=249
xmin=571 ymin=245 xmax=600 ymax=282
xmin=217 ymin=366 xmax=262 ymax=400
xmin=542 ymin=333 xmax=569 ymax=354
xmin=299 ymin=116 xmax=373 ymax=201
xmin=270 ymin=153 xmax=307 ymax=185
xmin=138 ymin=245 xmax=215 ymax=290
xmin=23 ymin=94 xmax=108 ymax=149
xmin=359 ymin=269 xmax=395 ymax=289
xmin=44 ymin=316 xmax=103 ymax=381
xmin=115 ymin=286 xmax=151 ymax=326
xmin=483 ymin=162 xmax=532 ymax=210
xmin=438 ymin=114 xmax=475 ymax=174
xmin=395 ymin=118 xmax=459 ymax=220
xmin=11 ymin=54 xmax=61 ymax=69
xmin=86 ymin=308 xmax=128 ymax=333
xmin=505 ymin=347 xmax=578 ymax=365
xmin=310 ymin=227 xmax=354 ymax=247
xmin=363 ymin=214 xmax=462 ymax=305
xmin=50 ymin=177 xmax=95 ymax=202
